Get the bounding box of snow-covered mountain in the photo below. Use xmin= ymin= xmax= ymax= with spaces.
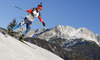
xmin=0 ymin=33 xmax=63 ymax=60
xmin=16 ymin=25 xmax=100 ymax=46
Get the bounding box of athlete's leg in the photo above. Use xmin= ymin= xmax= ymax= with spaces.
xmin=12 ymin=19 xmax=25 ymax=31
xmin=22 ymin=21 xmax=32 ymax=36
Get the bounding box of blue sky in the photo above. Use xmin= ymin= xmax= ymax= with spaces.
xmin=0 ymin=0 xmax=100 ymax=35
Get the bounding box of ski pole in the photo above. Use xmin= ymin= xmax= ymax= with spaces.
xmin=13 ymin=5 xmax=27 ymax=12
xmin=20 ymin=17 xmax=42 ymax=25
xmin=33 ymin=21 xmax=42 ymax=25
xmin=13 ymin=5 xmax=43 ymax=25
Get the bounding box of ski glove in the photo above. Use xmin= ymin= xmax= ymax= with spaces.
xmin=43 ymin=22 xmax=45 ymax=26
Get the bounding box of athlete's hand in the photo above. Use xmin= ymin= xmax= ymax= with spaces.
xmin=43 ymin=22 xmax=45 ymax=26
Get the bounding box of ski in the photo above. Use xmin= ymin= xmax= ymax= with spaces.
xmin=21 ymin=41 xmax=36 ymax=49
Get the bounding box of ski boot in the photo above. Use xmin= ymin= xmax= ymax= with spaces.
xmin=19 ymin=35 xmax=25 ymax=42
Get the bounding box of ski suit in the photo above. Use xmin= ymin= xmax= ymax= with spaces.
xmin=12 ymin=8 xmax=44 ymax=36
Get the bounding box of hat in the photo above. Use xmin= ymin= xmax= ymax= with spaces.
xmin=37 ymin=2 xmax=42 ymax=10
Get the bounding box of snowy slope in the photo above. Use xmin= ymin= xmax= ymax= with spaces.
xmin=0 ymin=33 xmax=63 ymax=60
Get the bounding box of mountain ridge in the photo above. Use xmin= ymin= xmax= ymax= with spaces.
xmin=13 ymin=25 xmax=100 ymax=46
xmin=32 ymin=25 xmax=100 ymax=45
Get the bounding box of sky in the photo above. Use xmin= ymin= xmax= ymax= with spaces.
xmin=0 ymin=0 xmax=100 ymax=35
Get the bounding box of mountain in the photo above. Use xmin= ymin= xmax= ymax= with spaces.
xmin=34 ymin=25 xmax=100 ymax=45
xmin=16 ymin=25 xmax=100 ymax=46
xmin=24 ymin=37 xmax=100 ymax=60
xmin=0 ymin=27 xmax=7 ymax=32
xmin=0 ymin=33 xmax=63 ymax=60
xmin=1 ymin=25 xmax=100 ymax=60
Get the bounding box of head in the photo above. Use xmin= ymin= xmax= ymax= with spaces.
xmin=37 ymin=2 xmax=42 ymax=12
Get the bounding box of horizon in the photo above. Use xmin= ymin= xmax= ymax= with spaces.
xmin=0 ymin=0 xmax=100 ymax=35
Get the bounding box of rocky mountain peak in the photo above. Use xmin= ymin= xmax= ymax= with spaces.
xmin=15 ymin=25 xmax=100 ymax=46
xmin=77 ymin=27 xmax=98 ymax=38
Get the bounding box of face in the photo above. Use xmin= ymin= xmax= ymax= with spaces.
xmin=37 ymin=8 xmax=42 ymax=12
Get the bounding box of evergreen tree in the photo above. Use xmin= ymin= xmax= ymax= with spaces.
xmin=7 ymin=19 xmax=17 ymax=37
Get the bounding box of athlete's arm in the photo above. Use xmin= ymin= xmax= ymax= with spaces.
xmin=27 ymin=9 xmax=32 ymax=13
xmin=38 ymin=14 xmax=45 ymax=26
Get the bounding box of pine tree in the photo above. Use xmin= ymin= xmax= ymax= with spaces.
xmin=7 ymin=19 xmax=17 ymax=37
xmin=8 ymin=19 xmax=17 ymax=28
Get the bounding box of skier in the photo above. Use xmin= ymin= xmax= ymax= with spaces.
xmin=9 ymin=3 xmax=45 ymax=41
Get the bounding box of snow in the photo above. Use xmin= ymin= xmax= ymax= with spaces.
xmin=0 ymin=33 xmax=63 ymax=60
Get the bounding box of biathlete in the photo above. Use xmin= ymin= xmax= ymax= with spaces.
xmin=9 ymin=3 xmax=45 ymax=41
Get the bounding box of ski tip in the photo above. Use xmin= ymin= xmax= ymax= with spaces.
xmin=13 ymin=5 xmax=15 ymax=7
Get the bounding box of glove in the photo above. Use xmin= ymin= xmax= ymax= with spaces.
xmin=43 ymin=22 xmax=45 ymax=26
